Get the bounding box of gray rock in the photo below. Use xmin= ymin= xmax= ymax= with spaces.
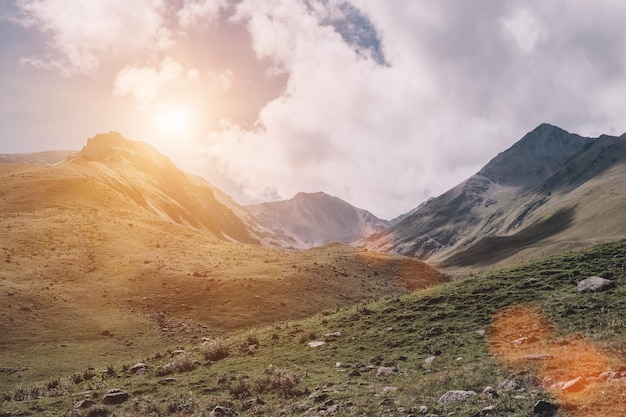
xmin=418 ymin=405 xmax=428 ymax=414
xmin=532 ymin=400 xmax=557 ymax=416
xmin=376 ymin=366 xmax=398 ymax=377
xmin=73 ymin=399 xmax=95 ymax=409
xmin=101 ymin=389 xmax=129 ymax=404
xmin=499 ymin=379 xmax=522 ymax=390
xmin=437 ymin=390 xmax=477 ymax=404
xmin=210 ymin=405 xmax=238 ymax=416
xmin=577 ymin=276 xmax=615 ymax=293
xmin=130 ymin=362 xmax=147 ymax=374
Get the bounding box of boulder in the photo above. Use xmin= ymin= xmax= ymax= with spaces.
xmin=101 ymin=389 xmax=129 ymax=404
xmin=532 ymin=400 xmax=557 ymax=416
xmin=130 ymin=362 xmax=147 ymax=374
xmin=577 ymin=276 xmax=615 ymax=293
xmin=437 ymin=390 xmax=477 ymax=404
xmin=73 ymin=399 xmax=95 ymax=409
xmin=376 ymin=366 xmax=398 ymax=377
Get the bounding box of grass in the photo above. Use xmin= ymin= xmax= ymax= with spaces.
xmin=3 ymin=239 xmax=626 ymax=416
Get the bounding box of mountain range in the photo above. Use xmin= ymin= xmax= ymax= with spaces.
xmin=3 ymin=123 xmax=626 ymax=269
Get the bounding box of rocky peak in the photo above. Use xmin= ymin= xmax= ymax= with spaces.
xmin=478 ymin=123 xmax=593 ymax=188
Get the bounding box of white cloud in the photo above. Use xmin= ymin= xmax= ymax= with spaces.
xmin=177 ymin=0 xmax=230 ymax=28
xmin=16 ymin=0 xmax=173 ymax=75
xmin=207 ymin=70 xmax=233 ymax=93
xmin=113 ymin=57 xmax=185 ymax=106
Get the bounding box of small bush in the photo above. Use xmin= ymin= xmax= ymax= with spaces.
xmin=254 ymin=366 xmax=302 ymax=398
xmin=229 ymin=377 xmax=251 ymax=400
xmin=86 ymin=405 xmax=111 ymax=417
xmin=202 ymin=338 xmax=230 ymax=362
xmin=13 ymin=386 xmax=28 ymax=401
xmin=166 ymin=395 xmax=198 ymax=413
xmin=46 ymin=377 xmax=61 ymax=390
xmin=296 ymin=331 xmax=317 ymax=344
xmin=155 ymin=355 xmax=199 ymax=376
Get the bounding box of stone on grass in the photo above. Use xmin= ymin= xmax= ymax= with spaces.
xmin=577 ymin=276 xmax=615 ymax=293
xmin=308 ymin=341 xmax=326 ymax=348
xmin=532 ymin=400 xmax=557 ymax=416
xmin=101 ymin=388 xmax=129 ymax=404
xmin=376 ymin=366 xmax=398 ymax=377
xmin=130 ymin=363 xmax=147 ymax=374
xmin=437 ymin=390 xmax=477 ymax=404
xmin=210 ymin=405 xmax=238 ymax=416
xmin=73 ymin=399 xmax=95 ymax=409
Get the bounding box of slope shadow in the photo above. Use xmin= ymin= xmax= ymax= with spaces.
xmin=440 ymin=206 xmax=576 ymax=267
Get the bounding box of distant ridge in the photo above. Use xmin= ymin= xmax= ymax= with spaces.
xmin=248 ymin=191 xmax=390 ymax=249
xmin=0 ymin=150 xmax=75 ymax=166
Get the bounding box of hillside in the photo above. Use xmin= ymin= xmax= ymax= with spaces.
xmin=0 ymin=133 xmax=443 ymax=388
xmin=0 ymin=150 xmax=75 ymax=166
xmin=361 ymin=124 xmax=626 ymax=268
xmin=248 ymin=192 xmax=390 ymax=249
xmin=3 ymin=239 xmax=626 ymax=416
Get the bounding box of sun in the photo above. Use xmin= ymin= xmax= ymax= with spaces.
xmin=154 ymin=105 xmax=193 ymax=137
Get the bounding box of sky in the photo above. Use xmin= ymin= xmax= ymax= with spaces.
xmin=2 ymin=1 xmax=626 ymax=220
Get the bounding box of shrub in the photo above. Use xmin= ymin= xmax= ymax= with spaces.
xmin=229 ymin=377 xmax=251 ymax=400
xmin=202 ymin=338 xmax=230 ymax=362
xmin=13 ymin=386 xmax=28 ymax=401
xmin=166 ymin=395 xmax=198 ymax=414
xmin=155 ymin=355 xmax=199 ymax=376
xmin=296 ymin=331 xmax=317 ymax=344
xmin=254 ymin=366 xmax=302 ymax=398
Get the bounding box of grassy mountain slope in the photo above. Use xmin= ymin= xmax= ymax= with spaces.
xmin=3 ymin=239 xmax=626 ymax=416
xmin=0 ymin=140 xmax=442 ymax=391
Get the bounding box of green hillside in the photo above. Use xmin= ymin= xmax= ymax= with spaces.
xmin=3 ymin=239 xmax=626 ymax=416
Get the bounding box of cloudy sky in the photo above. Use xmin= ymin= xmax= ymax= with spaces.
xmin=1 ymin=1 xmax=626 ymax=219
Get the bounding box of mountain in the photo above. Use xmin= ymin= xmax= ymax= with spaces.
xmin=360 ymin=124 xmax=626 ymax=267
xmin=247 ymin=191 xmax=390 ymax=248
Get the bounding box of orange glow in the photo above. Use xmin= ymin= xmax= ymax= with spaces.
xmin=489 ymin=304 xmax=626 ymax=415
xmin=154 ymin=104 xmax=194 ymax=138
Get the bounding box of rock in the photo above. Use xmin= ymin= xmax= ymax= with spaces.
xmin=348 ymin=369 xmax=361 ymax=377
xmin=562 ymin=376 xmax=584 ymax=392
xmin=418 ymin=405 xmax=428 ymax=414
xmin=482 ymin=386 xmax=498 ymax=398
xmin=437 ymin=390 xmax=477 ymax=404
xmin=476 ymin=329 xmax=486 ymax=336
xmin=599 ymin=371 xmax=619 ymax=382
xmin=163 ymin=377 xmax=177 ymax=383
xmin=577 ymin=276 xmax=615 ymax=293
xmin=376 ymin=366 xmax=398 ymax=377
xmin=308 ymin=341 xmax=326 ymax=348
xmin=210 ymin=405 xmax=238 ymax=416
xmin=73 ymin=399 xmax=95 ymax=409
xmin=381 ymin=386 xmax=398 ymax=394
xmin=532 ymin=400 xmax=557 ymax=416
xmin=522 ymin=354 xmax=554 ymax=361
xmin=171 ymin=349 xmax=186 ymax=356
xmin=130 ymin=362 xmax=147 ymax=374
xmin=424 ymin=356 xmax=437 ymax=364
xmin=324 ymin=332 xmax=342 ymax=338
xmin=101 ymin=389 xmax=129 ymax=404
xmin=499 ymin=379 xmax=522 ymax=390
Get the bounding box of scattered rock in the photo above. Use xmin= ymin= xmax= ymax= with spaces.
xmin=577 ymin=276 xmax=615 ymax=293
xmin=424 ymin=356 xmax=437 ymax=364
xmin=476 ymin=329 xmax=486 ymax=336
xmin=101 ymin=330 xmax=111 ymax=336
xmin=324 ymin=332 xmax=342 ymax=338
xmin=562 ymin=376 xmax=584 ymax=392
xmin=599 ymin=371 xmax=619 ymax=382
xmin=418 ymin=405 xmax=428 ymax=414
xmin=376 ymin=366 xmax=398 ymax=377
xmin=101 ymin=388 xmax=129 ymax=404
xmin=482 ymin=386 xmax=498 ymax=398
xmin=381 ymin=386 xmax=398 ymax=394
xmin=73 ymin=399 xmax=95 ymax=409
xmin=210 ymin=405 xmax=238 ymax=416
xmin=532 ymin=400 xmax=557 ymax=416
xmin=499 ymin=379 xmax=522 ymax=391
xmin=130 ymin=363 xmax=147 ymax=374
xmin=348 ymin=369 xmax=361 ymax=377
xmin=308 ymin=341 xmax=326 ymax=348
xmin=171 ymin=349 xmax=186 ymax=356
xmin=163 ymin=377 xmax=177 ymax=383
xmin=437 ymin=390 xmax=477 ymax=404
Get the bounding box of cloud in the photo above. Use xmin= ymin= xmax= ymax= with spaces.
xmin=197 ymin=0 xmax=626 ymax=219
xmin=16 ymin=0 xmax=172 ymax=75
xmin=177 ymin=0 xmax=230 ymax=29
xmin=112 ymin=57 xmax=195 ymax=107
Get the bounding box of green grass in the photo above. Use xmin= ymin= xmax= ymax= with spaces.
xmin=3 ymin=239 xmax=626 ymax=416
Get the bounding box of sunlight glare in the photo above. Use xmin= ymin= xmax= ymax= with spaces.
xmin=154 ymin=105 xmax=193 ymax=138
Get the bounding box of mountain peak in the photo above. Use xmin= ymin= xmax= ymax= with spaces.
xmin=76 ymin=132 xmax=175 ymax=170
xmin=478 ymin=123 xmax=593 ymax=187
